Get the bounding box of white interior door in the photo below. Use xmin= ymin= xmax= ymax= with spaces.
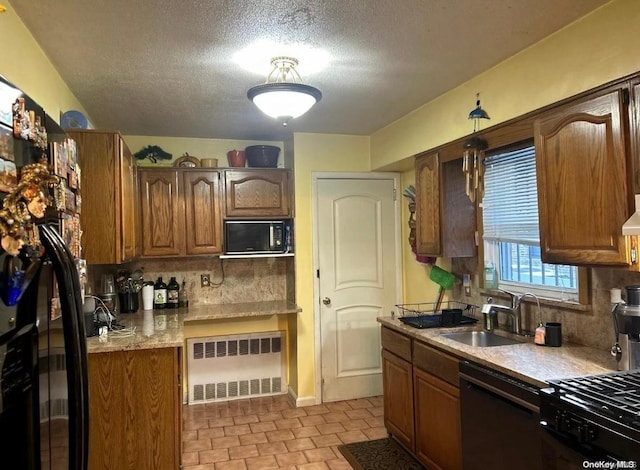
xmin=316 ymin=176 xmax=400 ymax=402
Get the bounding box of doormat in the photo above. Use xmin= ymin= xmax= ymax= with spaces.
xmin=337 ymin=438 xmax=425 ymax=470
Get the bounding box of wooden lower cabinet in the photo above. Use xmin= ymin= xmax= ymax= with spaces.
xmin=88 ymin=347 xmax=182 ymax=470
xmin=381 ymin=326 xmax=462 ymax=469
xmin=414 ymin=367 xmax=462 ymax=470
xmin=382 ymin=349 xmax=415 ymax=451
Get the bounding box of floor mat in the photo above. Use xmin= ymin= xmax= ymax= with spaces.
xmin=337 ymin=438 xmax=425 ymax=470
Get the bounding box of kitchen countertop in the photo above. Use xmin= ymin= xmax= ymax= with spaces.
xmin=378 ymin=316 xmax=617 ymax=388
xmin=86 ymin=300 xmax=301 ymax=354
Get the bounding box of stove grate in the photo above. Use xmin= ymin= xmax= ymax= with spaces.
xmin=550 ymin=370 xmax=640 ymax=427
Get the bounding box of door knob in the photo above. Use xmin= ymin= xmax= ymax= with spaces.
xmin=322 ymin=297 xmax=331 ymax=305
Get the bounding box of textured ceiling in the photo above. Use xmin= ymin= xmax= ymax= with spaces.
xmin=10 ymin=0 xmax=608 ymax=141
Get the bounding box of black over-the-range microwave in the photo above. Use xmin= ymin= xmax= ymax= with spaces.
xmin=223 ymin=220 xmax=293 ymax=255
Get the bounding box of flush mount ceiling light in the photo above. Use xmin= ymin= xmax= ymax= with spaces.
xmin=247 ymin=56 xmax=322 ymax=126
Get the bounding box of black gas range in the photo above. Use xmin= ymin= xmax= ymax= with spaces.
xmin=540 ymin=369 xmax=640 ymax=463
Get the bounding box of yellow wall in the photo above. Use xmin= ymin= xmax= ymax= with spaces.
xmin=0 ymin=3 xmax=88 ymax=123
xmin=291 ymin=132 xmax=371 ymax=400
xmin=371 ymin=0 xmax=640 ymax=168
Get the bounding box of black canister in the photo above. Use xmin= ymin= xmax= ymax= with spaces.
xmin=626 ymin=285 xmax=640 ymax=306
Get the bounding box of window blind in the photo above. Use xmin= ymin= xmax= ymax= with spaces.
xmin=483 ymin=145 xmax=539 ymax=244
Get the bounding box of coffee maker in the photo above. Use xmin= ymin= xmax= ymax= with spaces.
xmin=611 ymin=285 xmax=640 ymax=370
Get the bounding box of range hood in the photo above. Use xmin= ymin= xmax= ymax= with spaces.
xmin=622 ymin=195 xmax=640 ymax=235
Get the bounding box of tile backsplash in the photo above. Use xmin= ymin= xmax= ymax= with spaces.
xmin=452 ymin=257 xmax=640 ymax=352
xmin=89 ymin=257 xmax=292 ymax=306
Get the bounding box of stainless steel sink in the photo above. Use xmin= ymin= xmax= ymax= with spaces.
xmin=440 ymin=330 xmax=523 ymax=347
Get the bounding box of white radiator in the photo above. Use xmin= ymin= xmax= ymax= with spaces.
xmin=187 ymin=331 xmax=286 ymax=404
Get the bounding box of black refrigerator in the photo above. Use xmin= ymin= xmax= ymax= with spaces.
xmin=0 ymin=76 xmax=88 ymax=470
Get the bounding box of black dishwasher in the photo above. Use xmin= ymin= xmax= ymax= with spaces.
xmin=459 ymin=361 xmax=541 ymax=470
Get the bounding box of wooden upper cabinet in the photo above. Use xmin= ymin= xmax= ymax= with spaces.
xmin=183 ymin=170 xmax=223 ymax=255
xmin=224 ymin=169 xmax=292 ymax=218
xmin=68 ymin=130 xmax=138 ymax=264
xmin=534 ymin=89 xmax=630 ymax=265
xmin=415 ymin=152 xmax=476 ymax=257
xmin=139 ymin=169 xmax=184 ymax=257
xmin=138 ymin=168 xmax=222 ymax=257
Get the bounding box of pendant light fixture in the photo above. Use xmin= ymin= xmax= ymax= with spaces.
xmin=247 ymin=56 xmax=322 ymax=126
xmin=463 ymin=93 xmax=491 ymax=203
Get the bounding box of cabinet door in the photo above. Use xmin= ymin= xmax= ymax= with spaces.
xmin=535 ymin=90 xmax=630 ymax=265
xmin=183 ymin=170 xmax=223 ymax=255
xmin=382 ymin=349 xmax=414 ymax=451
xmin=119 ymin=139 xmax=137 ymax=261
xmin=415 ymin=152 xmax=441 ymax=255
xmin=224 ymin=169 xmax=291 ymax=217
xmin=139 ymin=169 xmax=184 ymax=256
xmin=88 ymin=348 xmax=181 ymax=470
xmin=414 ymin=367 xmax=462 ymax=470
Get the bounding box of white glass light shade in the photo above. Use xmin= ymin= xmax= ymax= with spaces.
xmin=248 ymin=83 xmax=322 ymax=121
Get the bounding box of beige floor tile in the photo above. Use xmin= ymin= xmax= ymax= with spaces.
xmin=367 ymin=396 xmax=384 ymax=407
xmin=281 ymin=407 xmax=308 ymax=419
xmin=199 ymin=427 xmax=226 ymax=440
xmin=299 ymin=414 xmax=327 ymax=427
xmin=303 ymin=404 xmax=330 ymax=416
xmin=337 ymin=429 xmax=368 ymax=444
xmin=215 ymin=459 xmax=248 ymax=469
xmin=297 ymin=462 xmax=330 ymax=470
xmin=292 ymin=426 xmax=321 ymax=438
xmin=211 ymin=436 xmax=241 ymax=449
xmin=362 ymin=426 xmax=389 ymax=440
xmin=368 ymin=406 xmax=384 ymax=417
xmin=322 ymin=412 xmax=350 ymax=424
xmin=234 ymin=414 xmax=260 ymax=425
xmin=219 ymin=408 xmax=245 ymax=418
xmin=182 ymin=451 xmax=200 ymax=466
xmin=210 ymin=417 xmax=236 ymax=428
xmin=341 ymin=419 xmax=370 ymax=431
xmin=256 ymin=440 xmax=288 ymax=456
xmin=275 ymin=450 xmax=309 ymax=466
xmin=265 ymin=429 xmax=295 ymax=442
xmin=267 ymin=401 xmax=292 ymax=411
xmin=228 ymin=444 xmax=259 ymax=460
xmin=183 ymin=464 xmax=216 ymax=470
xmin=283 ymin=437 xmax=316 ymax=452
xmin=325 ymin=402 xmax=352 ymax=412
xmin=199 ymin=448 xmax=230 ymax=464
xmin=364 ymin=416 xmax=384 ymax=428
xmin=303 ymin=446 xmax=337 ymax=463
xmin=239 ymin=432 xmax=269 ymax=446
xmin=310 ymin=434 xmax=342 ymax=448
xmin=344 ymin=409 xmax=373 ymax=420
xmin=185 ymin=419 xmax=211 ymax=431
xmin=326 ymin=458 xmax=354 ymax=470
xmin=244 ymin=454 xmax=279 ymax=470
xmin=183 ymin=430 xmax=199 ymax=441
xmin=249 ymin=421 xmax=277 ymax=433
xmin=317 ymin=422 xmax=346 ymax=435
xmin=346 ymin=398 xmax=373 ymax=409
xmin=274 ymin=417 xmax=302 ymax=429
xmin=224 ymin=424 xmax=252 ymax=436
xmin=258 ymin=411 xmax=283 ymax=422
xmin=183 ymin=439 xmax=213 ymax=453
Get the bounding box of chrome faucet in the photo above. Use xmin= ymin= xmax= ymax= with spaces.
xmin=486 ymin=291 xmax=538 ymax=336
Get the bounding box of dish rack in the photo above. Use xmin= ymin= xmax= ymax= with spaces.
xmin=395 ymin=301 xmax=479 ymax=329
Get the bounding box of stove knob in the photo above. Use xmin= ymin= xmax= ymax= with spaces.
xmin=578 ymin=423 xmax=597 ymax=443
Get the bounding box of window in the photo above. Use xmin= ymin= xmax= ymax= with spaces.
xmin=482 ymin=142 xmax=579 ymax=302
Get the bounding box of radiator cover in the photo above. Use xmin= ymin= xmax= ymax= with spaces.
xmin=187 ymin=331 xmax=286 ymax=404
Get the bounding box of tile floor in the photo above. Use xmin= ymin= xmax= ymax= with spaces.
xmin=182 ymin=394 xmax=386 ymax=469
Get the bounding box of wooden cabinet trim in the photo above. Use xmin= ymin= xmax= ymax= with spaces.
xmin=382 ymin=349 xmax=415 ymax=451
xmin=381 ymin=326 xmax=412 ymax=362
xmin=224 ymin=169 xmax=292 ymax=218
xmin=413 ymin=340 xmax=460 ymax=388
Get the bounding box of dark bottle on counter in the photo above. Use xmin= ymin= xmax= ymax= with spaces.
xmin=153 ymin=277 xmax=167 ymax=309
xmin=167 ymin=276 xmax=180 ymax=308
xmin=178 ymin=278 xmax=189 ymax=308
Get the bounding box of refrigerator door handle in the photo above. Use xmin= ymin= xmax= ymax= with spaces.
xmin=39 ymin=224 xmax=89 ymax=470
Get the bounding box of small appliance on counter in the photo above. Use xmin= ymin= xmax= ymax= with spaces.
xmin=611 ymin=285 xmax=640 ymax=371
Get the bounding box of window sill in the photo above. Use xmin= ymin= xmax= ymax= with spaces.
xmin=480 ymin=288 xmax=590 ymax=312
